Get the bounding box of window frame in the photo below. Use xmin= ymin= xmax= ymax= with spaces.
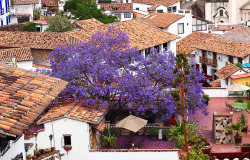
xmin=124 ymin=13 xmax=131 ymax=18
xmin=178 ymin=23 xmax=184 ymax=34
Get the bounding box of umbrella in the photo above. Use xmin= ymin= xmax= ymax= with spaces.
xmin=115 ymin=115 xmax=148 ymax=133
xmin=241 ymin=63 xmax=250 ymax=67
xmin=226 ymin=83 xmax=250 ymax=91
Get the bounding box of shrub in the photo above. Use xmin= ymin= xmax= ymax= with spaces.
xmin=23 ymin=22 xmax=35 ymax=32
xmin=236 ymin=97 xmax=244 ymax=103
xmin=146 ymin=127 xmax=159 ymax=136
xmin=162 ymin=128 xmax=170 ymax=136
xmin=243 ymin=143 xmax=250 ymax=146
xmin=235 ymin=63 xmax=242 ymax=67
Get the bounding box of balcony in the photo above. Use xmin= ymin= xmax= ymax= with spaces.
xmin=199 ymin=56 xmax=217 ymax=66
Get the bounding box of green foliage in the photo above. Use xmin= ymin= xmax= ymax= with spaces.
xmin=33 ymin=10 xmax=41 ymax=20
xmin=203 ymin=94 xmax=210 ymax=102
xmin=146 ymin=127 xmax=159 ymax=136
xmin=23 ymin=22 xmax=35 ymax=32
xmin=162 ymin=128 xmax=170 ymax=136
xmin=45 ymin=16 xmax=73 ymax=32
xmin=235 ymin=63 xmax=242 ymax=67
xmin=226 ymin=122 xmax=246 ymax=137
xmin=64 ymin=0 xmax=117 ymax=24
xmin=236 ymin=97 xmax=244 ymax=103
xmin=182 ymin=149 xmax=210 ymax=160
xmin=98 ymin=0 xmax=111 ymax=3
xmin=102 ymin=126 xmax=117 ymax=147
xmin=243 ymin=143 xmax=250 ymax=146
xmin=231 ymin=100 xmax=250 ymax=111
xmin=238 ymin=113 xmax=247 ymax=126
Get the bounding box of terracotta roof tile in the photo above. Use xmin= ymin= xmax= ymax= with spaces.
xmin=177 ymin=32 xmax=216 ymax=54
xmin=209 ymin=79 xmax=221 ymax=87
xmin=37 ymin=99 xmax=109 ymax=125
xmin=133 ymin=0 xmax=180 ymax=9
xmin=0 ymin=32 xmax=68 ymax=50
xmin=218 ymin=26 xmax=250 ymax=44
xmin=230 ymin=72 xmax=250 ymax=79
xmin=0 ymin=47 xmax=33 ymax=63
xmin=133 ymin=12 xmax=147 ymax=18
xmin=13 ymin=0 xmax=39 ymax=5
xmin=196 ymin=37 xmax=250 ymax=58
xmin=214 ymin=63 xmax=240 ymax=80
xmin=0 ymin=63 xmax=68 ymax=137
xmin=100 ymin=3 xmax=133 ymax=13
xmin=74 ymin=18 xmax=104 ymax=30
xmin=139 ymin=13 xmax=184 ymax=28
xmin=67 ymin=19 xmax=179 ymax=50
xmin=41 ymin=0 xmax=58 ymax=7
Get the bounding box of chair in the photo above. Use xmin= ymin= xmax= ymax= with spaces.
xmin=225 ymin=102 xmax=234 ymax=112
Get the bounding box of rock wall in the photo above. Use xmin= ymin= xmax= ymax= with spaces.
xmin=213 ymin=112 xmax=233 ymax=144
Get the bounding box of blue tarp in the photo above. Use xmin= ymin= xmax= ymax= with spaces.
xmin=242 ymin=63 xmax=250 ymax=67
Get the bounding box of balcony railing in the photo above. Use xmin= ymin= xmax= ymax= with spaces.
xmin=199 ymin=56 xmax=217 ymax=66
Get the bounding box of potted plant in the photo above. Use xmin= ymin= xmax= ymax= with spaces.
xmin=162 ymin=128 xmax=170 ymax=141
xmin=32 ymin=155 xmax=36 ymax=160
xmin=241 ymin=143 xmax=250 ymax=152
xmin=24 ymin=129 xmax=30 ymax=137
xmin=34 ymin=150 xmax=40 ymax=158
xmin=203 ymin=94 xmax=210 ymax=105
xmin=101 ymin=126 xmax=117 ymax=147
xmin=238 ymin=113 xmax=248 ymax=133
xmin=51 ymin=147 xmax=55 ymax=151
xmin=27 ymin=154 xmax=32 ymax=160
xmin=44 ymin=148 xmax=50 ymax=153
xmin=146 ymin=127 xmax=159 ymax=140
xmin=181 ymin=149 xmax=210 ymax=160
xmin=226 ymin=122 xmax=246 ymax=144
xmin=39 ymin=149 xmax=45 ymax=154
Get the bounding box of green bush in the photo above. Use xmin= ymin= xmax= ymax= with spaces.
xmin=146 ymin=127 xmax=159 ymax=136
xmin=101 ymin=126 xmax=117 ymax=147
xmin=235 ymin=63 xmax=242 ymax=67
xmin=182 ymin=149 xmax=210 ymax=160
xmin=33 ymin=10 xmax=41 ymax=20
xmin=243 ymin=143 xmax=250 ymax=146
xmin=162 ymin=128 xmax=170 ymax=136
xmin=23 ymin=22 xmax=35 ymax=32
xmin=203 ymin=94 xmax=210 ymax=102
xmin=236 ymin=97 xmax=244 ymax=103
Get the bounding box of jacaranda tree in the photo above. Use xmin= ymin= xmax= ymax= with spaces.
xmin=48 ymin=27 xmax=207 ymax=120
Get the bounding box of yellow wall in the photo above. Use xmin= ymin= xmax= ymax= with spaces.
xmin=231 ymin=77 xmax=250 ymax=86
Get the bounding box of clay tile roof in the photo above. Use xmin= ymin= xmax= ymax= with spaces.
xmin=218 ymin=27 xmax=250 ymax=44
xmin=209 ymin=25 xmax=238 ymax=31
xmin=10 ymin=14 xmax=31 ymax=17
xmin=13 ymin=0 xmax=39 ymax=5
xmin=0 ymin=47 xmax=33 ymax=63
xmin=74 ymin=18 xmax=104 ymax=30
xmin=230 ymin=72 xmax=250 ymax=79
xmin=209 ymin=79 xmax=221 ymax=87
xmin=0 ymin=63 xmax=68 ymax=137
xmin=177 ymin=32 xmax=216 ymax=54
xmin=133 ymin=0 xmax=180 ymax=8
xmin=0 ymin=32 xmax=68 ymax=50
xmin=139 ymin=13 xmax=184 ymax=28
xmin=37 ymin=99 xmax=109 ymax=125
xmin=214 ymin=63 xmax=240 ymax=80
xmin=66 ymin=19 xmax=180 ymax=50
xmin=41 ymin=0 xmax=58 ymax=7
xmin=196 ymin=37 xmax=250 ymax=58
xmin=100 ymin=3 xmax=133 ymax=13
xmin=148 ymin=3 xmax=160 ymax=11
xmin=133 ymin=12 xmax=147 ymax=18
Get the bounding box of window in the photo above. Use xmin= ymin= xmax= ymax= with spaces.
xmin=163 ymin=42 xmax=168 ymax=50
xmin=114 ymin=13 xmax=121 ymax=20
xmin=172 ymin=6 xmax=177 ymax=12
xmin=136 ymin=7 xmax=139 ymax=10
xmin=238 ymin=57 xmax=243 ymax=64
xmin=167 ymin=7 xmax=171 ymax=12
xmin=64 ymin=135 xmax=71 ymax=146
xmin=35 ymin=27 xmax=41 ymax=32
xmin=220 ymin=10 xmax=223 ymax=16
xmin=178 ymin=23 xmax=184 ymax=34
xmin=124 ymin=13 xmax=131 ymax=18
xmin=192 ymin=18 xmax=207 ymax=31
xmin=228 ymin=56 xmax=233 ymax=63
xmin=157 ymin=9 xmax=163 ymax=13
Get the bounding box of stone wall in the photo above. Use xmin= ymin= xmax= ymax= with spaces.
xmin=213 ymin=112 xmax=233 ymax=144
xmin=0 ymin=23 xmax=26 ymax=31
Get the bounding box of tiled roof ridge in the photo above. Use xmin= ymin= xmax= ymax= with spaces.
xmin=214 ymin=63 xmax=241 ymax=80
xmin=134 ymin=18 xmax=178 ymax=37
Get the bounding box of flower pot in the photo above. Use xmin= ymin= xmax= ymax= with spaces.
xmin=241 ymin=146 xmax=250 ymax=152
xmin=51 ymin=147 xmax=55 ymax=151
xmin=64 ymin=145 xmax=72 ymax=152
xmin=35 ymin=152 xmax=40 ymax=158
xmin=32 ymin=156 xmax=36 ymax=160
xmin=201 ymin=143 xmax=212 ymax=154
xmin=27 ymin=156 xmax=32 ymax=160
xmin=234 ymin=136 xmax=242 ymax=144
xmin=182 ymin=145 xmax=191 ymax=152
xmin=40 ymin=149 xmax=45 ymax=154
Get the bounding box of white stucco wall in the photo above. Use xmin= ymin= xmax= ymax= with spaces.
xmin=133 ymin=3 xmax=152 ymax=13
xmin=1 ymin=135 xmax=26 ymax=160
xmin=9 ymin=4 xmax=34 ymax=23
xmin=112 ymin=12 xmax=133 ymax=21
xmin=203 ymin=88 xmax=229 ymax=97
xmin=89 ymin=151 xmax=179 ymax=160
xmin=26 ymin=118 xmax=90 ymax=160
xmin=17 ymin=61 xmax=33 ymax=70
xmin=168 ymin=40 xmax=177 ymax=55
xmin=165 ymin=13 xmax=192 ymax=41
